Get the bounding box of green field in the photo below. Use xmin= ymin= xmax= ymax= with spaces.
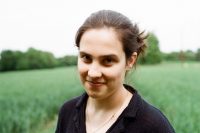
xmin=0 ymin=67 xmax=83 ymax=133
xmin=0 ymin=62 xmax=200 ymax=133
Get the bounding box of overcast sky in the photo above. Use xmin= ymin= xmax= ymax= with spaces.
xmin=0 ymin=0 xmax=200 ymax=57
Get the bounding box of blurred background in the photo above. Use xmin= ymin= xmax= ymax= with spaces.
xmin=0 ymin=0 xmax=200 ymax=133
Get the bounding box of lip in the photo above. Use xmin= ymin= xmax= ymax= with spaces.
xmin=86 ymin=80 xmax=106 ymax=87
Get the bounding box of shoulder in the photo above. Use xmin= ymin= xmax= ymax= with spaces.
xmin=124 ymin=84 xmax=175 ymax=132
xmin=55 ymin=95 xmax=85 ymax=133
xmin=58 ymin=92 xmax=88 ymax=119
xmin=58 ymin=95 xmax=82 ymax=117
xmin=138 ymin=98 xmax=175 ymax=133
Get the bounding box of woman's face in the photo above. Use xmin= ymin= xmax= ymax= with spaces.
xmin=78 ymin=28 xmax=130 ymax=99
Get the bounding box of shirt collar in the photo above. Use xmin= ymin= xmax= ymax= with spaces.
xmin=75 ymin=84 xmax=142 ymax=118
xmin=123 ymin=84 xmax=142 ymax=118
xmin=75 ymin=92 xmax=88 ymax=109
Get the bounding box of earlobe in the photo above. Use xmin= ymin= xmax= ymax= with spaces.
xmin=126 ymin=52 xmax=137 ymax=69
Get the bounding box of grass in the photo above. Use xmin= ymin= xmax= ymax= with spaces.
xmin=127 ymin=62 xmax=200 ymax=133
xmin=0 ymin=67 xmax=83 ymax=133
xmin=32 ymin=116 xmax=57 ymax=133
xmin=0 ymin=62 xmax=200 ymax=133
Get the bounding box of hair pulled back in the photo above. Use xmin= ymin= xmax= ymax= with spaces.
xmin=75 ymin=10 xmax=147 ymax=60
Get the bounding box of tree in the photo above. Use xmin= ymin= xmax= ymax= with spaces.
xmin=196 ymin=48 xmax=200 ymax=61
xmin=184 ymin=50 xmax=195 ymax=61
xmin=25 ymin=48 xmax=57 ymax=69
xmin=0 ymin=48 xmax=58 ymax=71
xmin=0 ymin=50 xmax=23 ymax=71
xmin=162 ymin=52 xmax=179 ymax=61
xmin=57 ymin=55 xmax=77 ymax=66
xmin=139 ymin=33 xmax=162 ymax=64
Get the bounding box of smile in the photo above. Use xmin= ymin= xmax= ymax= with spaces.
xmin=86 ymin=80 xmax=106 ymax=86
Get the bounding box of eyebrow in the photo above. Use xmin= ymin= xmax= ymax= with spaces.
xmin=79 ymin=51 xmax=119 ymax=59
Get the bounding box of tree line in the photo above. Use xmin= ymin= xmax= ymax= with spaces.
xmin=0 ymin=48 xmax=77 ymax=71
xmin=139 ymin=33 xmax=200 ymax=64
xmin=0 ymin=33 xmax=200 ymax=72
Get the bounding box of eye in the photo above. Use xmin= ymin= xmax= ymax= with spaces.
xmin=103 ymin=57 xmax=115 ymax=66
xmin=80 ymin=55 xmax=92 ymax=63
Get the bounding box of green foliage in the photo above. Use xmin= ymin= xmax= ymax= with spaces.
xmin=184 ymin=50 xmax=196 ymax=61
xmin=162 ymin=52 xmax=180 ymax=61
xmin=163 ymin=50 xmax=197 ymax=61
xmin=57 ymin=55 xmax=77 ymax=66
xmin=23 ymin=48 xmax=57 ymax=69
xmin=0 ymin=48 xmax=79 ymax=72
xmin=196 ymin=48 xmax=200 ymax=61
xmin=0 ymin=50 xmax=23 ymax=71
xmin=138 ymin=33 xmax=162 ymax=64
xmin=0 ymin=48 xmax=57 ymax=71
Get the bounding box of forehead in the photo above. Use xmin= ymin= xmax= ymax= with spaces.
xmin=79 ymin=28 xmax=125 ymax=57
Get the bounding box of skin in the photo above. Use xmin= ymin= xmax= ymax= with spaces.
xmin=77 ymin=27 xmax=137 ymax=131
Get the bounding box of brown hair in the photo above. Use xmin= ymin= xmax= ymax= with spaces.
xmin=75 ymin=10 xmax=147 ymax=61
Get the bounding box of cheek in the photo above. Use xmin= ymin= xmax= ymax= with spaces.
xmin=104 ymin=65 xmax=126 ymax=80
xmin=77 ymin=59 xmax=88 ymax=78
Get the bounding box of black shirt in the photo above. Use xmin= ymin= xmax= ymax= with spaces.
xmin=55 ymin=84 xmax=175 ymax=133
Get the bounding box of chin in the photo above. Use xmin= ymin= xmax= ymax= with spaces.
xmin=86 ymin=91 xmax=98 ymax=98
xmin=83 ymin=82 xmax=108 ymax=99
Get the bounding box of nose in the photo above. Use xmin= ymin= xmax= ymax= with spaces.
xmin=88 ymin=63 xmax=102 ymax=78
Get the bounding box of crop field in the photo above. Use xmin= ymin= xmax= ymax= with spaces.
xmin=128 ymin=62 xmax=200 ymax=133
xmin=0 ymin=67 xmax=83 ymax=133
xmin=0 ymin=62 xmax=200 ymax=133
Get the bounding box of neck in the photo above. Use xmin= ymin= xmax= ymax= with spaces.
xmin=85 ymin=86 xmax=132 ymax=133
xmin=87 ymin=86 xmax=128 ymax=112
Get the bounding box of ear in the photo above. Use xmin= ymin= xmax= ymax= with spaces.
xmin=126 ymin=52 xmax=137 ymax=70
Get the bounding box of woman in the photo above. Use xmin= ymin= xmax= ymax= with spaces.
xmin=55 ymin=10 xmax=175 ymax=133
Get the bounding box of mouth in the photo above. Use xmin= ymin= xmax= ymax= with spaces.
xmin=86 ymin=80 xmax=106 ymax=87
